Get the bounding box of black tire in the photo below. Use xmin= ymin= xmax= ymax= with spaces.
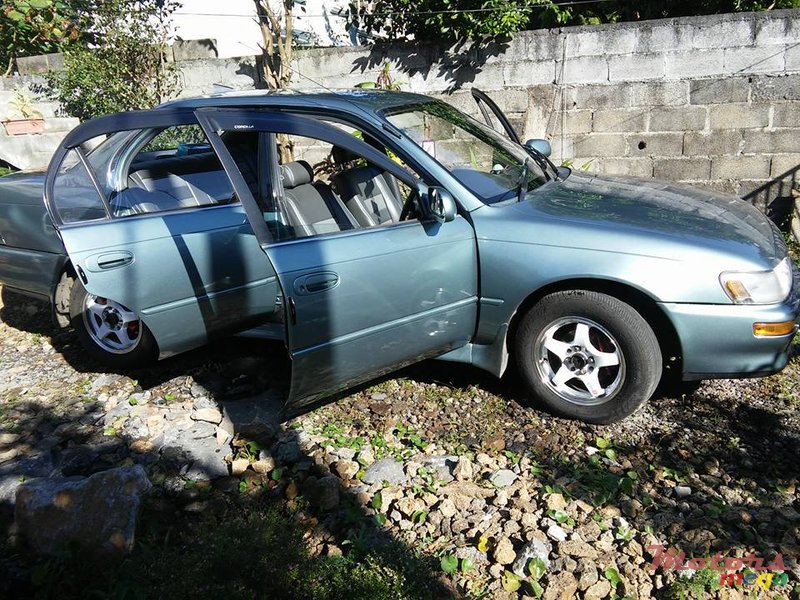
xmin=69 ymin=279 xmax=157 ymax=368
xmin=515 ymin=290 xmax=662 ymax=424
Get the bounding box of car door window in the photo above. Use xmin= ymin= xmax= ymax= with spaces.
xmin=211 ymin=113 xmax=424 ymax=243
xmin=51 ymin=148 xmax=109 ymax=224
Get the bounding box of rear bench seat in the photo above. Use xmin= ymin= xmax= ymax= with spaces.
xmin=112 ymin=152 xmax=236 ymax=216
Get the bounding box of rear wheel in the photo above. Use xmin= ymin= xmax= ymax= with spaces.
xmin=515 ymin=290 xmax=662 ymax=424
xmin=69 ymin=279 xmax=157 ymax=368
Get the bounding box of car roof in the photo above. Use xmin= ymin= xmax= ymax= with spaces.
xmin=157 ymin=89 xmax=435 ymax=115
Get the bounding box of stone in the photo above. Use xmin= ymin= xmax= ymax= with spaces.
xmin=545 ymin=493 xmax=567 ymax=511
xmin=559 ymin=540 xmax=598 ymax=559
xmin=276 ymin=440 xmax=303 ymax=464
xmin=161 ymin=422 xmax=229 ymax=480
xmin=252 ymin=455 xmax=276 ymax=475
xmin=489 ymin=469 xmax=517 ymax=488
xmin=512 ymin=539 xmax=551 ymax=577
xmin=453 ymin=456 xmax=474 ymax=481
xmin=438 ymin=497 xmax=458 ymax=518
xmin=547 ymin=524 xmax=568 ymax=542
xmin=361 ymin=459 xmax=407 ymax=486
xmin=396 ymin=495 xmax=424 ymax=517
xmin=577 ymin=559 xmax=599 ymax=590
xmin=493 ymin=536 xmax=516 ymax=565
xmin=421 ymin=455 xmax=458 ymax=483
xmin=222 ymin=395 xmax=282 ymax=442
xmin=674 ymin=485 xmax=692 ymax=498
xmin=192 ymin=408 xmax=223 ymax=425
xmin=543 ymin=572 xmax=578 ymax=600
xmin=456 ymin=545 xmax=488 ymax=565
xmin=57 ymin=446 xmax=98 ymax=477
xmin=585 ymin=579 xmax=612 ymax=599
xmin=356 ymin=448 xmax=374 ymax=465
xmin=332 ymin=460 xmax=359 ymax=480
xmin=305 ymin=475 xmax=340 ymax=511
xmin=231 ymin=458 xmax=249 ymax=476
xmin=14 ymin=466 xmax=151 ymax=555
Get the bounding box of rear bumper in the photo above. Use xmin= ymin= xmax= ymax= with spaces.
xmin=660 ymin=283 xmax=799 ymax=379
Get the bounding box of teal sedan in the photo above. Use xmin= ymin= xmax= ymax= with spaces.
xmin=0 ymin=89 xmax=797 ymax=423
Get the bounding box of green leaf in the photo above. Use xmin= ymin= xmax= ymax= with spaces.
xmin=440 ymin=554 xmax=458 ymax=573
xmin=501 ymin=570 xmax=521 ymax=592
xmin=270 ymin=468 xmax=282 ymax=481
xmin=411 ymin=509 xmax=427 ymax=524
xmin=530 ymin=580 xmax=544 ymax=598
xmin=238 ymin=480 xmax=248 ymax=493
xmin=374 ymin=513 xmax=387 ymax=526
xmin=604 ymin=567 xmax=622 ymax=587
xmin=7 ymin=10 xmax=26 ymax=21
xmin=371 ymin=491 xmax=383 ymax=510
xmin=28 ymin=0 xmax=52 ymax=9
xmin=604 ymin=448 xmax=618 ymax=461
xmin=595 ymin=436 xmax=610 ymax=449
xmin=103 ymin=426 xmax=116 ymax=437
xmin=460 ymin=557 xmax=473 ymax=572
xmin=128 ymin=397 xmax=137 ymax=405
xmin=528 ymin=557 xmax=547 ymax=580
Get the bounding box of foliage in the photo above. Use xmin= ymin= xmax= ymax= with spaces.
xmin=355 ymin=61 xmax=403 ymax=90
xmin=43 ymin=0 xmax=180 ymax=121
xmin=0 ymin=0 xmax=82 ymax=77
xmin=349 ymin=0 xmax=800 ymax=44
xmin=7 ymin=87 xmax=42 ymax=118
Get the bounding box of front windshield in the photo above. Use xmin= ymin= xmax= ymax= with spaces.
xmin=384 ymin=101 xmax=547 ymax=204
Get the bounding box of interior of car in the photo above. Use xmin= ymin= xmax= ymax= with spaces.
xmin=111 ymin=124 xmax=410 ymax=242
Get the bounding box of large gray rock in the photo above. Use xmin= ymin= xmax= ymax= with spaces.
xmin=512 ymin=539 xmax=552 ymax=578
xmin=14 ymin=466 xmax=151 ymax=556
xmin=361 ymin=458 xmax=407 ymax=486
xmin=222 ymin=394 xmax=282 ymax=443
xmin=160 ymin=422 xmax=229 ymax=480
xmin=420 ymin=455 xmax=458 ymax=483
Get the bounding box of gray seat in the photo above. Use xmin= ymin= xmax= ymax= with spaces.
xmin=331 ymin=147 xmax=404 ymax=227
xmin=280 ymin=160 xmax=357 ymax=237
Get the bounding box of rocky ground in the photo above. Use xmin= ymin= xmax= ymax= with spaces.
xmin=0 ymin=284 xmax=798 ymax=599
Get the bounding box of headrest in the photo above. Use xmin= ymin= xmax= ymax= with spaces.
xmin=280 ymin=160 xmax=313 ymax=188
xmin=332 ymin=146 xmax=358 ymax=165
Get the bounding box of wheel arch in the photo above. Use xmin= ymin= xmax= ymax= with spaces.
xmin=506 ymin=278 xmax=683 ymax=376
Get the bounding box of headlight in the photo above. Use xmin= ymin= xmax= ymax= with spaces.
xmin=719 ymin=257 xmax=793 ymax=304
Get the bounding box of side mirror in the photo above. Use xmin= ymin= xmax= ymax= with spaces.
xmin=525 ymin=138 xmax=552 ymax=158
xmin=425 ymin=186 xmax=457 ymax=223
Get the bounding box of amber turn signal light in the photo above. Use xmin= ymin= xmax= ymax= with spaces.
xmin=752 ymin=321 xmax=798 ymax=337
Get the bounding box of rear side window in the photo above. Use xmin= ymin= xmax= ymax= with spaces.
xmin=51 ymin=149 xmax=107 ymax=224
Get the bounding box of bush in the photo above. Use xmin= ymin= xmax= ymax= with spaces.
xmin=44 ymin=0 xmax=180 ymax=121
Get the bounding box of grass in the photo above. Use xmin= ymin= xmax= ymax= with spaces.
xmin=0 ymin=166 xmax=14 ymax=177
xmin=12 ymin=499 xmax=445 ymax=600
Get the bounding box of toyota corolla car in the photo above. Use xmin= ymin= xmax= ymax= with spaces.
xmin=0 ymin=89 xmax=797 ymax=423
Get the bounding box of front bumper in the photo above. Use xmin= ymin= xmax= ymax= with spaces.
xmin=660 ymin=268 xmax=800 ymax=379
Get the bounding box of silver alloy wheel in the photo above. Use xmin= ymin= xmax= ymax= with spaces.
xmin=82 ymin=294 xmax=143 ymax=354
xmin=534 ymin=316 xmax=626 ymax=406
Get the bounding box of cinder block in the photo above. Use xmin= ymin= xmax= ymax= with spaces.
xmin=572 ymin=84 xmax=632 ymax=109
xmin=711 ymin=155 xmax=771 ymax=180
xmin=744 ymin=130 xmax=800 ymax=153
xmin=559 ymin=56 xmax=608 ymax=85
xmin=654 ymin=157 xmax=711 ymax=181
xmin=684 ymin=131 xmax=744 ymax=156
xmin=634 ymin=23 xmax=694 ymax=54
xmin=592 ymin=108 xmax=647 ymax=133
xmin=503 ymin=61 xmax=556 ymax=86
xmin=572 ymin=133 xmax=627 ymax=157
xmin=750 ymin=74 xmax=800 ymax=101
xmin=550 ymin=110 xmax=594 ymax=135
xmin=664 ymin=49 xmax=725 ymax=79
xmin=709 ymin=104 xmax=770 ymax=130
xmin=550 ymin=137 xmax=574 ymax=162
xmin=469 ymin=63 xmax=510 ymax=91
xmin=699 ymin=180 xmax=740 ymax=196
xmin=624 ymin=133 xmax=684 ymax=157
xmin=600 ymin=157 xmax=654 ymax=178
xmin=649 ymin=106 xmax=707 ymax=132
xmin=691 ymin=20 xmax=754 ymax=49
xmin=630 ymin=81 xmax=689 ymax=107
xmin=608 ymin=54 xmax=665 ymax=82
xmin=172 ymin=39 xmax=218 ymax=61
xmin=689 ymin=78 xmax=749 ymax=105
xmin=769 ymin=153 xmax=800 ymax=177
xmin=754 ymin=15 xmax=800 ymax=45
xmin=568 ymin=28 xmax=638 ymax=57
xmin=723 ymin=46 xmax=785 ymax=75
xmin=786 ymin=43 xmax=800 ymax=72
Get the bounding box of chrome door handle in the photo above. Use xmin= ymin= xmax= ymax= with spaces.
xmin=86 ymin=251 xmax=134 ymax=272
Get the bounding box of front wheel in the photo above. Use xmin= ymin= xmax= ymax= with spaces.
xmin=515 ymin=290 xmax=662 ymax=424
xmin=69 ymin=279 xmax=157 ymax=368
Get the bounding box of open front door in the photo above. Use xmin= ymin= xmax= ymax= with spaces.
xmin=43 ymin=108 xmax=280 ymax=359
xmin=197 ymin=108 xmax=479 ymax=413
xmin=471 ymin=88 xmax=521 ymax=144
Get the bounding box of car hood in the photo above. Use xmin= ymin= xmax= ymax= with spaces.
xmin=514 ymin=172 xmax=783 ymax=265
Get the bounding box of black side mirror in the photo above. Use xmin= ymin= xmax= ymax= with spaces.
xmin=524 ymin=139 xmax=552 ymax=158
xmin=423 ymin=186 xmax=457 ymax=223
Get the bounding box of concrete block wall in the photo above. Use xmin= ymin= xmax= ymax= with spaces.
xmin=292 ymin=9 xmax=800 ymax=212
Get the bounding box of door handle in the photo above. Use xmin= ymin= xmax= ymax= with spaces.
xmin=293 ymin=272 xmax=339 ymax=295
xmin=85 ymin=251 xmax=134 ymax=272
